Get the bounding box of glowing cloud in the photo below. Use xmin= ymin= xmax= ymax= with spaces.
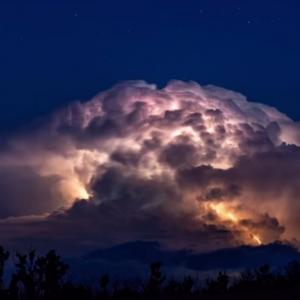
xmin=0 ymin=80 xmax=299 ymax=253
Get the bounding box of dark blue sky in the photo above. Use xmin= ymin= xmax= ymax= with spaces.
xmin=1 ymin=0 xmax=300 ymax=131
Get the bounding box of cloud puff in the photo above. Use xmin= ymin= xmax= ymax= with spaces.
xmin=0 ymin=80 xmax=300 ymax=254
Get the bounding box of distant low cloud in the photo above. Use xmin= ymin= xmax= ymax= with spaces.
xmin=0 ymin=165 xmax=63 ymax=218
xmin=0 ymin=80 xmax=300 ymax=254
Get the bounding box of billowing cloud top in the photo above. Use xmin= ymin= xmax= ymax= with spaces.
xmin=1 ymin=80 xmax=300 ymax=254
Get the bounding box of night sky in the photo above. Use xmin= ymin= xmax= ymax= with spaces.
xmin=2 ymin=0 xmax=300 ymax=278
xmin=1 ymin=0 xmax=300 ymax=132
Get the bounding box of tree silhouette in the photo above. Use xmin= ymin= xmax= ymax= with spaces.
xmin=0 ymin=244 xmax=300 ymax=300
xmin=99 ymin=274 xmax=110 ymax=299
xmin=285 ymin=260 xmax=300 ymax=283
xmin=164 ymin=279 xmax=180 ymax=298
xmin=35 ymin=250 xmax=68 ymax=300
xmin=0 ymin=246 xmax=9 ymax=289
xmin=180 ymin=275 xmax=194 ymax=295
xmin=206 ymin=271 xmax=229 ymax=294
xmin=0 ymin=246 xmax=9 ymax=300
xmin=145 ymin=261 xmax=165 ymax=298
xmin=8 ymin=249 xmax=68 ymax=300
xmin=11 ymin=250 xmax=37 ymax=300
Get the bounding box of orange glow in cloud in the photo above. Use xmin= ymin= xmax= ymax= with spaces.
xmin=209 ymin=202 xmax=262 ymax=245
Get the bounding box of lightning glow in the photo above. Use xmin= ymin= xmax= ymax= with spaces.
xmin=1 ymin=80 xmax=299 ymax=251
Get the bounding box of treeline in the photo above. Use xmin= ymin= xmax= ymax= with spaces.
xmin=0 ymin=246 xmax=300 ymax=300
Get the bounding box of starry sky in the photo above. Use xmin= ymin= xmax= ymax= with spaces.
xmin=1 ymin=0 xmax=300 ymax=132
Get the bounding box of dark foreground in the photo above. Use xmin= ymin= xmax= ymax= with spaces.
xmin=0 ymin=246 xmax=300 ymax=300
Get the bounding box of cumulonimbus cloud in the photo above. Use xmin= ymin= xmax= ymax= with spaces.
xmin=0 ymin=80 xmax=300 ymax=254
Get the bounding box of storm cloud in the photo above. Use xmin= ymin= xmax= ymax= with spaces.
xmin=0 ymin=80 xmax=300 ymax=254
